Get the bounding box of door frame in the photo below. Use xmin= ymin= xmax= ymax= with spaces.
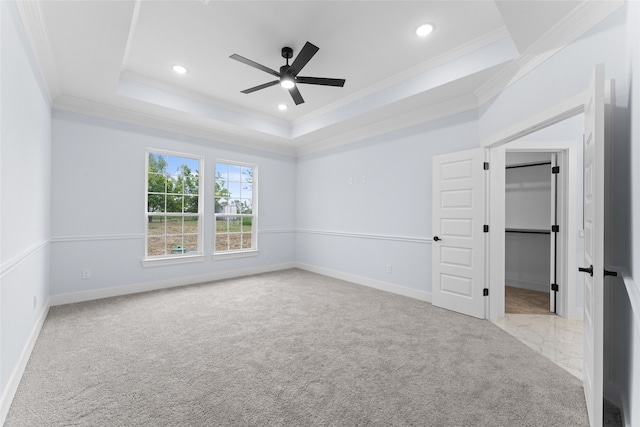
xmin=491 ymin=143 xmax=578 ymax=319
xmin=482 ymin=92 xmax=586 ymax=320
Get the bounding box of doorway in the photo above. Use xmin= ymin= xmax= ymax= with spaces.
xmin=504 ymin=151 xmax=557 ymax=315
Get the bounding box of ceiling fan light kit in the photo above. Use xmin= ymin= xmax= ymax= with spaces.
xmin=230 ymin=41 xmax=346 ymax=105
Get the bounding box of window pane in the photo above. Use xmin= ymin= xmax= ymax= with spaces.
xmin=149 ymin=153 xmax=168 ymax=173
xmin=242 ymin=184 xmax=252 ymax=200
xmin=216 ymin=217 xmax=228 ymax=232
xmin=147 ymin=236 xmax=166 ymax=256
xmin=229 ymin=164 xmax=241 ymax=181
xmin=167 ymin=195 xmax=183 ymax=213
xmin=228 ymin=181 xmax=241 ymax=199
xmin=167 ymin=156 xmax=183 ymax=175
xmin=184 ymin=217 xmax=198 ymax=234
xmin=240 ymin=199 xmax=252 ymax=214
xmin=184 ymin=158 xmax=199 ymax=174
xmin=216 ymin=233 xmax=229 ymax=252
xmin=229 ymin=233 xmax=242 ymax=250
xmin=228 ymin=218 xmax=241 ymax=232
xmin=166 ymin=216 xmax=182 ymax=235
xmin=241 ymin=167 xmax=253 ymax=183
xmin=167 ymin=176 xmax=182 ymax=194
xmin=184 ymin=174 xmax=199 ymax=195
xmin=148 ymin=194 xmax=166 ymax=213
xmin=184 ymin=196 xmax=198 ymax=213
xmin=167 ymin=235 xmax=185 ymax=255
xmin=216 ymin=163 xmax=229 ymax=179
xmin=215 ymin=197 xmax=225 ymax=213
xmin=242 ymin=233 xmax=252 ymax=249
xmin=184 ymin=234 xmax=198 ymax=253
xmin=147 ymin=216 xmax=166 ymax=236
xmin=148 ymin=173 xmax=166 ymax=193
xmin=241 ymin=216 xmax=253 ymax=232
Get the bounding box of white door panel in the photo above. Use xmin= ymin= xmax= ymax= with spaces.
xmin=582 ymin=63 xmax=605 ymax=427
xmin=432 ymin=148 xmax=486 ymax=319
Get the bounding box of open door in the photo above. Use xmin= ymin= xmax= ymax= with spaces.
xmin=581 ymin=63 xmax=605 ymax=427
xmin=432 ymin=148 xmax=486 ymax=319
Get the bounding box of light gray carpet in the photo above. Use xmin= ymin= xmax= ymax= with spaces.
xmin=6 ymin=269 xmax=588 ymax=426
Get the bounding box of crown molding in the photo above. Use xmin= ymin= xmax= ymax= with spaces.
xmin=15 ymin=0 xmax=61 ymax=102
xmin=474 ymin=0 xmax=624 ymax=105
xmin=292 ymin=26 xmax=509 ymax=128
xmin=296 ymin=93 xmax=479 ymax=157
xmin=53 ymin=96 xmax=297 ymax=157
xmin=120 ymin=71 xmax=291 ymax=129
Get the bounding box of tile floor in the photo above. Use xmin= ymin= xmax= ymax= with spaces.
xmin=492 ymin=314 xmax=583 ymax=379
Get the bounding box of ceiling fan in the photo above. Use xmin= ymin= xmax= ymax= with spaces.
xmin=230 ymin=41 xmax=346 ymax=105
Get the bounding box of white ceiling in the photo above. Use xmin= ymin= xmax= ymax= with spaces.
xmin=21 ymin=0 xmax=620 ymax=155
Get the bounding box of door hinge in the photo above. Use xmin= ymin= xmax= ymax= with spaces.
xmin=483 ymin=224 xmax=489 ymax=233
xmin=483 ymin=288 xmax=489 ymax=296
xmin=552 ymin=166 xmax=560 ymax=174
xmin=483 ymin=162 xmax=489 ymax=170
xmin=551 ymin=225 xmax=559 ymax=233
xmin=551 ymin=283 xmax=559 ymax=292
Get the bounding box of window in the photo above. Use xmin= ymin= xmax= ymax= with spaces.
xmin=145 ymin=150 xmax=203 ymax=262
xmin=215 ymin=161 xmax=257 ymax=255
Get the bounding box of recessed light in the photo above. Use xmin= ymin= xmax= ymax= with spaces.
xmin=172 ymin=65 xmax=188 ymax=74
xmin=416 ymin=24 xmax=434 ymax=37
xmin=278 ymin=104 xmax=288 ymax=111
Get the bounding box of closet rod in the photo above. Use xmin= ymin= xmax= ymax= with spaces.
xmin=506 ymin=161 xmax=552 ymax=170
xmin=505 ymin=228 xmax=551 ymax=235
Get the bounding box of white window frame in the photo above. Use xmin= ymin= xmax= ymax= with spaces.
xmin=142 ymin=149 xmax=205 ymax=267
xmin=214 ymin=159 xmax=258 ymax=259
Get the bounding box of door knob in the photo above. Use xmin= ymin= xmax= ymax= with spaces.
xmin=578 ymin=265 xmax=593 ymax=277
xmin=433 ymin=236 xmax=441 ymax=242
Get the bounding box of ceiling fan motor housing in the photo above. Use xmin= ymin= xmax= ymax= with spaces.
xmin=281 ymin=47 xmax=293 ymax=60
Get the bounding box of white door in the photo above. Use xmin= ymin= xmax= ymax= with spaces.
xmin=582 ymin=63 xmax=605 ymax=427
xmin=432 ymin=148 xmax=486 ymax=319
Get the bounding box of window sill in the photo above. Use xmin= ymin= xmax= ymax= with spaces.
xmin=141 ymin=254 xmax=205 ymax=267
xmin=213 ymin=250 xmax=259 ymax=260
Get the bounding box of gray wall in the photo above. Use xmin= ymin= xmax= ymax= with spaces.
xmin=50 ymin=111 xmax=297 ymax=298
xmin=0 ymin=0 xmax=52 ymax=415
xmin=296 ymin=110 xmax=478 ymax=298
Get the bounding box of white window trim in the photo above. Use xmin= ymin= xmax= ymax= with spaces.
xmin=142 ymin=254 xmax=205 ymax=268
xmin=212 ymin=249 xmax=260 ymax=261
xmin=144 ymin=148 xmax=204 ymax=266
xmin=214 ymin=159 xmax=258 ymax=255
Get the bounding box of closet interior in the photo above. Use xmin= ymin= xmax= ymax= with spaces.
xmin=505 ymin=152 xmax=557 ymax=315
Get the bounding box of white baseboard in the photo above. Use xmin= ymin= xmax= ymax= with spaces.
xmin=50 ymin=262 xmax=297 ymax=306
xmin=295 ymin=263 xmax=432 ymax=303
xmin=1 ymin=301 xmax=50 ymax=425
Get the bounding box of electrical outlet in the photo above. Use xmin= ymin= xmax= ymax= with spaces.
xmin=348 ymin=177 xmax=353 ymax=185
xmin=361 ymin=175 xmax=367 ymax=184
xmin=82 ymin=269 xmax=92 ymax=280
xmin=386 ymin=264 xmax=392 ymax=274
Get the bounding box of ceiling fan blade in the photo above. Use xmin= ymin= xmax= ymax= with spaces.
xmin=289 ymin=42 xmax=319 ymax=75
xmin=241 ymin=80 xmax=280 ymax=94
xmin=288 ymin=85 xmax=305 ymax=105
xmin=296 ymin=76 xmax=346 ymax=87
xmin=230 ymin=54 xmax=280 ymax=78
